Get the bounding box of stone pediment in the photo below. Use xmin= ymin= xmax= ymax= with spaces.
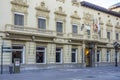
xmin=72 ymin=0 xmax=80 ymax=7
xmin=11 ymin=0 xmax=29 ymax=13
xmin=83 ymin=12 xmax=93 ymax=21
xmin=106 ymin=20 xmax=113 ymax=27
xmin=11 ymin=0 xmax=28 ymax=7
xmin=54 ymin=7 xmax=66 ymax=16
xmin=35 ymin=2 xmax=50 ymax=13
xmin=56 ymin=0 xmax=65 ymax=3
xmin=115 ymin=22 xmax=120 ymax=29
xmin=71 ymin=11 xmax=81 ymax=20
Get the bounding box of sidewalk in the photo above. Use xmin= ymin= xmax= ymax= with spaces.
xmin=0 ymin=66 xmax=120 ymax=80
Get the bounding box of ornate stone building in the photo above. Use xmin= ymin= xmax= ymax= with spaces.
xmin=109 ymin=2 xmax=120 ymax=13
xmin=0 ymin=0 xmax=120 ymax=70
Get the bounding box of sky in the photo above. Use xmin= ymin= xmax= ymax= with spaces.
xmin=81 ymin=0 xmax=120 ymax=8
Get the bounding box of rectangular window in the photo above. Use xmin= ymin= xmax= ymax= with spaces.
xmin=12 ymin=45 xmax=24 ymax=63
xmin=71 ymin=48 xmax=77 ymax=63
xmin=98 ymin=30 xmax=101 ymax=39
xmin=36 ymin=47 xmax=46 ymax=63
xmin=56 ymin=48 xmax=62 ymax=63
xmin=116 ymin=33 xmax=119 ymax=41
xmin=72 ymin=25 xmax=78 ymax=34
xmin=97 ymin=50 xmax=100 ymax=62
xmin=14 ymin=13 xmax=24 ymax=26
xmin=38 ymin=18 xmax=46 ymax=29
xmin=106 ymin=50 xmax=110 ymax=62
xmin=107 ymin=32 xmax=110 ymax=40
xmin=56 ymin=22 xmax=63 ymax=33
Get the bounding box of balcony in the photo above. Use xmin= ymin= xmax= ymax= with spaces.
xmin=68 ymin=33 xmax=84 ymax=40
xmin=5 ymin=24 xmax=56 ymax=38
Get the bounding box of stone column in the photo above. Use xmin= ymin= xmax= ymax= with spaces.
xmin=47 ymin=43 xmax=56 ymax=64
xmin=26 ymin=42 xmax=36 ymax=64
xmin=82 ymin=42 xmax=85 ymax=67
xmin=94 ymin=44 xmax=97 ymax=67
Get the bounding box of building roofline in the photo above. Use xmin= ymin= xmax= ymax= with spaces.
xmin=80 ymin=1 xmax=120 ymax=17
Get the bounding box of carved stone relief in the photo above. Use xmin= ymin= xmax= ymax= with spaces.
xmin=72 ymin=0 xmax=80 ymax=7
xmin=106 ymin=20 xmax=113 ymax=27
xmin=82 ymin=12 xmax=93 ymax=25
xmin=54 ymin=6 xmax=66 ymax=21
xmin=56 ymin=0 xmax=65 ymax=3
xmin=71 ymin=11 xmax=81 ymax=25
xmin=11 ymin=0 xmax=29 ymax=13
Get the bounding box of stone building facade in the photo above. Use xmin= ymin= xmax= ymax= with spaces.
xmin=0 ymin=0 xmax=120 ymax=70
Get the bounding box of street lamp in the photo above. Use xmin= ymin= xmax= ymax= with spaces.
xmin=113 ymin=41 xmax=119 ymax=67
xmin=0 ymin=36 xmax=3 ymax=74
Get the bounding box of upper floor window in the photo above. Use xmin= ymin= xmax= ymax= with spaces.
xmin=72 ymin=24 xmax=78 ymax=34
xmin=56 ymin=22 xmax=63 ymax=33
xmin=38 ymin=18 xmax=46 ymax=29
xmin=116 ymin=33 xmax=119 ymax=41
xmin=14 ymin=13 xmax=24 ymax=26
xmin=107 ymin=32 xmax=110 ymax=40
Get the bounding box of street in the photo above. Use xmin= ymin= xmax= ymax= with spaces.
xmin=0 ymin=66 xmax=120 ymax=80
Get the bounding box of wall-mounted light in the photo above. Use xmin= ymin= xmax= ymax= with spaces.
xmin=32 ymin=36 xmax=35 ymax=40
xmin=6 ymin=33 xmax=10 ymax=37
xmin=81 ymin=24 xmax=84 ymax=31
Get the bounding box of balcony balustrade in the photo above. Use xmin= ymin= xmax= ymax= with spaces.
xmin=5 ymin=24 xmax=56 ymax=37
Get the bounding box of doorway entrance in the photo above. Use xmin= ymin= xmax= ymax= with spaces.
xmin=12 ymin=45 xmax=24 ymax=63
xmin=85 ymin=48 xmax=92 ymax=67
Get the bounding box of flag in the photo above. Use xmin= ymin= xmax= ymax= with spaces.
xmin=93 ymin=19 xmax=98 ymax=33
xmin=97 ymin=18 xmax=100 ymax=34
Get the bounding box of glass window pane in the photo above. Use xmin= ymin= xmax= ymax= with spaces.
xmin=72 ymin=25 xmax=78 ymax=33
xmin=38 ymin=18 xmax=46 ymax=29
xmin=56 ymin=48 xmax=62 ymax=63
xmin=71 ymin=48 xmax=77 ymax=62
xmin=107 ymin=32 xmax=110 ymax=39
xmin=57 ymin=22 xmax=63 ymax=32
xmin=14 ymin=14 xmax=24 ymax=26
xmin=36 ymin=47 xmax=45 ymax=63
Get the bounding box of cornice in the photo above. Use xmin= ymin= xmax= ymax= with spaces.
xmin=11 ymin=0 xmax=29 ymax=8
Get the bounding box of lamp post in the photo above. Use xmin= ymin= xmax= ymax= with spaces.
xmin=113 ymin=41 xmax=119 ymax=67
xmin=0 ymin=36 xmax=3 ymax=74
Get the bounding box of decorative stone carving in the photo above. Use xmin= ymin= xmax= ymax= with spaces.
xmin=106 ymin=20 xmax=113 ymax=27
xmin=56 ymin=0 xmax=65 ymax=3
xmin=72 ymin=0 xmax=80 ymax=7
xmin=54 ymin=6 xmax=66 ymax=21
xmin=115 ymin=22 xmax=120 ymax=29
xmin=54 ymin=7 xmax=66 ymax=17
xmin=11 ymin=0 xmax=29 ymax=13
xmin=71 ymin=11 xmax=81 ymax=25
xmin=82 ymin=12 xmax=93 ymax=25
xmin=53 ymin=38 xmax=67 ymax=43
xmin=35 ymin=2 xmax=50 ymax=18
